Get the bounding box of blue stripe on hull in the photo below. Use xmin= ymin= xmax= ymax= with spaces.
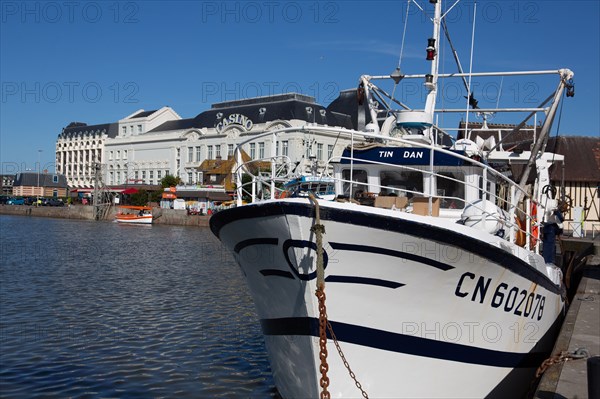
xmin=260 ymin=316 xmax=562 ymax=369
xmin=325 ymin=275 xmax=404 ymax=288
xmin=330 ymin=242 xmax=454 ymax=271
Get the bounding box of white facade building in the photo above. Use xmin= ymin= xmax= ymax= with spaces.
xmin=55 ymin=121 xmax=118 ymax=188
xmin=102 ymin=94 xmax=356 ymax=188
xmin=55 ymin=107 xmax=181 ymax=189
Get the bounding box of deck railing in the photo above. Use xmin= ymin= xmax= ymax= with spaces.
xmin=232 ymin=126 xmax=543 ymax=253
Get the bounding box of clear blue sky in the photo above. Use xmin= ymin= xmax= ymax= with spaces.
xmin=1 ymin=0 xmax=598 ymax=173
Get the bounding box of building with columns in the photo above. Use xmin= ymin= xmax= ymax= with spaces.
xmin=55 ymin=121 xmax=117 ymax=189
xmin=55 ymin=107 xmax=181 ymax=189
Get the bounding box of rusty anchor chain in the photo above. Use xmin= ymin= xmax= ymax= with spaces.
xmin=308 ymin=193 xmax=369 ymax=399
xmin=536 ymin=348 xmax=590 ymax=378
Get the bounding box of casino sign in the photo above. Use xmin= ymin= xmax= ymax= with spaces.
xmin=216 ymin=114 xmax=253 ymax=133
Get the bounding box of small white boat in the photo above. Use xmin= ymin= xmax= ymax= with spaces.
xmin=115 ymin=206 xmax=153 ymax=224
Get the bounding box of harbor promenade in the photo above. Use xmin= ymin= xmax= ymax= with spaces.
xmin=535 ymin=253 xmax=600 ymax=399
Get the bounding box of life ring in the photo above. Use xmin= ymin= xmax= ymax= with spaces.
xmin=530 ymin=202 xmax=539 ymax=248
xmin=515 ymin=203 xmax=539 ymax=248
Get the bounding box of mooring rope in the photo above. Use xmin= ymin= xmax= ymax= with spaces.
xmin=308 ymin=193 xmax=369 ymax=399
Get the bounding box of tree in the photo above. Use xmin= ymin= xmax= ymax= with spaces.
xmin=129 ymin=189 xmax=149 ymax=206
xmin=161 ymin=174 xmax=181 ymax=188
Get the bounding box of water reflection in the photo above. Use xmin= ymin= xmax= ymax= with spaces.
xmin=0 ymin=215 xmax=277 ymax=398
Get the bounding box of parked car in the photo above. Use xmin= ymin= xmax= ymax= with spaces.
xmin=47 ymin=198 xmax=65 ymax=207
xmin=7 ymin=197 xmax=25 ymax=205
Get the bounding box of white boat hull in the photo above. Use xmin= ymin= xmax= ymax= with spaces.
xmin=115 ymin=215 xmax=153 ymax=224
xmin=210 ymin=198 xmax=564 ymax=398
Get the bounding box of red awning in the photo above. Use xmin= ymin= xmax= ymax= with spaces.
xmin=122 ymin=188 xmax=139 ymax=194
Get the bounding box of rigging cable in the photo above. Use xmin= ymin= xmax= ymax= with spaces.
xmin=441 ymin=19 xmax=469 ymax=93
xmin=392 ymin=0 xmax=412 ymax=102
xmin=397 ymin=0 xmax=411 ymax=69
xmin=465 ymin=0 xmax=477 ymax=140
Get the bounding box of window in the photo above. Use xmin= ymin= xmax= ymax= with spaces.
xmin=317 ymin=143 xmax=323 ymax=161
xmin=109 ymin=151 xmax=113 ymax=160
xmin=129 ymin=125 xmax=134 ymax=134
xmin=53 ymin=175 xmax=58 ymax=183
xmin=188 ymin=147 xmax=194 ymax=162
xmin=176 ymin=148 xmax=180 ymax=158
xmin=259 ymin=142 xmax=265 ymax=159
xmin=250 ymin=143 xmax=256 ymax=159
xmin=142 ymin=170 xmax=146 ymax=182
xmin=228 ymin=144 xmax=234 ymax=158
xmin=122 ymin=126 xmax=127 ymax=135
xmin=342 ymin=169 xmax=368 ymax=197
xmin=196 ymin=146 xmax=201 ymax=162
xmin=123 ymin=150 xmax=127 ymax=160
xmin=165 ymin=170 xmax=169 ymax=177
xmin=437 ymin=171 xmax=465 ymax=209
xmin=282 ymin=140 xmax=288 ymax=156
xmin=134 ymin=171 xmax=139 ymax=180
xmin=137 ymin=125 xmax=142 ymax=133
xmin=276 ymin=142 xmax=279 ymax=156
xmin=116 ymin=150 xmax=120 ymax=160
xmin=157 ymin=170 xmax=162 ymax=180
xmin=207 ymin=145 xmax=213 ymax=160
xmin=328 ymin=144 xmax=334 ymax=160
xmin=116 ymin=171 xmax=121 ymax=184
xmin=188 ymin=172 xmax=193 ymax=183
xmin=379 ymin=170 xmax=423 ymax=197
xmin=215 ymin=144 xmax=221 ymax=159
xmin=149 ymin=170 xmax=154 ymax=181
xmin=109 ymin=171 xmax=114 ymax=184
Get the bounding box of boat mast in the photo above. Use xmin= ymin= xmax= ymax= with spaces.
xmin=423 ymin=0 xmax=443 ymax=120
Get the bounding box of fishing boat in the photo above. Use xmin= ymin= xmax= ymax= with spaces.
xmin=210 ymin=1 xmax=574 ymax=397
xmin=115 ymin=205 xmax=153 ymax=224
xmin=281 ymin=175 xmax=336 ymax=201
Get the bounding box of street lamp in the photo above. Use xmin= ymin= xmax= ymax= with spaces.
xmin=37 ymin=149 xmax=42 ymax=206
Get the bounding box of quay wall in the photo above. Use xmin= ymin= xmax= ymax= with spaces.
xmin=0 ymin=205 xmax=210 ymax=227
xmin=0 ymin=204 xmax=95 ymax=220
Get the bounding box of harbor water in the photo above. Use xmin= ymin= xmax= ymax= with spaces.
xmin=0 ymin=215 xmax=277 ymax=398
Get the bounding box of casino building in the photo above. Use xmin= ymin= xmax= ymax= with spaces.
xmin=58 ymin=93 xmax=357 ymax=190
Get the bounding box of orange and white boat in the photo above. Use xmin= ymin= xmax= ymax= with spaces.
xmin=115 ymin=206 xmax=153 ymax=225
